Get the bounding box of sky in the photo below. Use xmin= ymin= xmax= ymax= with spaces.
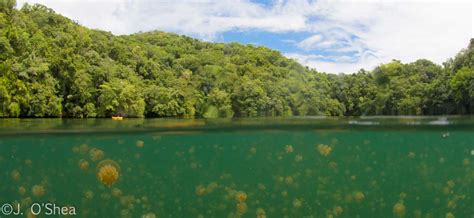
xmin=16 ymin=0 xmax=474 ymax=73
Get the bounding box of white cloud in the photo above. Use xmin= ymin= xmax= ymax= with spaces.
xmin=16 ymin=0 xmax=473 ymax=73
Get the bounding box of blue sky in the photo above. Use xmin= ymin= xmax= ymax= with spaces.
xmin=17 ymin=0 xmax=474 ymax=73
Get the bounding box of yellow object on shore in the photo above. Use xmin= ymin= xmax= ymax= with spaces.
xmin=111 ymin=116 xmax=123 ymax=120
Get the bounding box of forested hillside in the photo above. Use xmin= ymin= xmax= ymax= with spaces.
xmin=0 ymin=1 xmax=473 ymax=118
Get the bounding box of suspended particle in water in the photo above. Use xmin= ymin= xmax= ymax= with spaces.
xmin=78 ymin=159 xmax=89 ymax=170
xmin=96 ymin=159 xmax=120 ymax=187
xmin=136 ymin=140 xmax=144 ymax=148
xmin=293 ymin=198 xmax=302 ymax=208
xmin=235 ymin=191 xmax=247 ymax=203
xmin=256 ymin=208 xmax=266 ymax=218
xmin=281 ymin=190 xmax=288 ymax=197
xmin=317 ymin=144 xmax=332 ymax=156
xmin=285 ymin=145 xmax=294 ymax=153
xmin=408 ymin=152 xmax=416 ymax=159
xmin=353 ymin=191 xmax=365 ymax=202
xmin=351 ymin=175 xmax=357 ymax=181
xmin=18 ymin=186 xmax=26 ymax=195
xmin=392 ymin=202 xmax=406 ymax=218
xmin=11 ymin=169 xmax=21 ymax=181
xmin=471 ymin=150 xmax=474 ymax=156
xmin=445 ymin=212 xmax=455 ymax=218
xmin=31 ymin=185 xmax=46 ymax=197
xmin=89 ymin=148 xmax=105 ymax=162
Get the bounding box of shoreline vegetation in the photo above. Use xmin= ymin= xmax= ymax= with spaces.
xmin=1 ymin=1 xmax=473 ymax=118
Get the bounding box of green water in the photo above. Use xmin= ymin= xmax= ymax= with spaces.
xmin=0 ymin=117 xmax=473 ymax=218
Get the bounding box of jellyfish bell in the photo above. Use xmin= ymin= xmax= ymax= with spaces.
xmin=78 ymin=159 xmax=89 ymax=170
xmin=89 ymin=148 xmax=105 ymax=162
xmin=96 ymin=159 xmax=120 ymax=187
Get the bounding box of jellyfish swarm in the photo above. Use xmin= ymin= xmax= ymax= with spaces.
xmin=96 ymin=159 xmax=120 ymax=187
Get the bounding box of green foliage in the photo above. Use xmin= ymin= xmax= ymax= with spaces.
xmin=0 ymin=4 xmax=473 ymax=118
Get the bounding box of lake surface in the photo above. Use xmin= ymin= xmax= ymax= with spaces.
xmin=0 ymin=117 xmax=473 ymax=218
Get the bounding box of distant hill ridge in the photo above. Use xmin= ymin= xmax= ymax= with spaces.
xmin=0 ymin=1 xmax=473 ymax=117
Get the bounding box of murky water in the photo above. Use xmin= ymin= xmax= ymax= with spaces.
xmin=0 ymin=117 xmax=473 ymax=218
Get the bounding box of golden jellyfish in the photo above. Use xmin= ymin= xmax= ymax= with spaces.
xmin=392 ymin=202 xmax=406 ymax=217
xmin=285 ymin=145 xmax=294 ymax=153
xmin=112 ymin=188 xmax=123 ymax=197
xmin=317 ymin=144 xmax=332 ymax=156
xmin=195 ymin=185 xmax=207 ymax=196
xmin=79 ymin=144 xmax=89 ymax=154
xmin=11 ymin=169 xmax=21 ymax=181
xmin=31 ymin=185 xmax=46 ymax=197
xmin=256 ymin=208 xmax=266 ymax=218
xmin=293 ymin=198 xmax=302 ymax=208
xmin=96 ymin=159 xmax=120 ymax=187
xmin=136 ymin=140 xmax=144 ymax=148
xmin=236 ymin=202 xmax=248 ymax=215
xmin=235 ymin=191 xmax=247 ymax=203
xmin=446 ymin=212 xmax=455 ymax=218
xmin=333 ymin=206 xmax=343 ymax=216
xmin=353 ymin=191 xmax=365 ymax=202
xmin=89 ymin=148 xmax=105 ymax=162
xmin=78 ymin=159 xmax=89 ymax=170
xmin=295 ymin=155 xmax=303 ymax=162
xmin=84 ymin=190 xmax=94 ymax=200
xmin=24 ymin=159 xmax=33 ymax=166
xmin=18 ymin=186 xmax=26 ymax=195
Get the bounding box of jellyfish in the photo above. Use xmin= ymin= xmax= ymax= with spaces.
xmin=285 ymin=145 xmax=294 ymax=153
xmin=112 ymin=188 xmax=123 ymax=197
xmin=96 ymin=159 xmax=120 ymax=187
xmin=79 ymin=144 xmax=89 ymax=154
xmin=293 ymin=198 xmax=302 ymax=208
xmin=317 ymin=144 xmax=332 ymax=156
xmin=392 ymin=202 xmax=406 ymax=217
xmin=136 ymin=140 xmax=144 ymax=148
xmin=295 ymin=155 xmax=303 ymax=162
xmin=18 ymin=186 xmax=26 ymax=195
xmin=235 ymin=191 xmax=247 ymax=203
xmin=31 ymin=185 xmax=46 ymax=197
xmin=195 ymin=185 xmax=207 ymax=196
xmin=84 ymin=190 xmax=94 ymax=200
xmin=89 ymin=148 xmax=105 ymax=162
xmin=11 ymin=169 xmax=21 ymax=181
xmin=236 ymin=202 xmax=248 ymax=215
xmin=353 ymin=191 xmax=365 ymax=202
xmin=78 ymin=159 xmax=89 ymax=170
xmin=256 ymin=208 xmax=266 ymax=218
xmin=333 ymin=206 xmax=343 ymax=216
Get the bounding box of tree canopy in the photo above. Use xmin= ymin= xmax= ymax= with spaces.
xmin=0 ymin=3 xmax=473 ymax=118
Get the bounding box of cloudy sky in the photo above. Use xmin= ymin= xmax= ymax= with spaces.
xmin=16 ymin=0 xmax=473 ymax=73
